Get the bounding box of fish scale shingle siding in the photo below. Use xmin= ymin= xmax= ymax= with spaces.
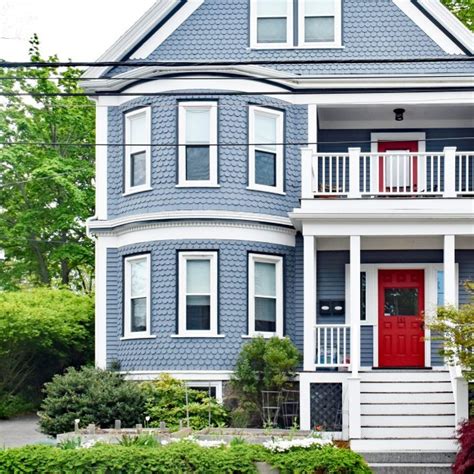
xmin=107 ymin=95 xmax=307 ymax=220
xmin=106 ymin=239 xmax=296 ymax=371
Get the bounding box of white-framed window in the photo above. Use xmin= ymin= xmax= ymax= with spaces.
xmin=248 ymin=253 xmax=284 ymax=337
xmin=248 ymin=105 xmax=284 ymax=194
xmin=298 ymin=0 xmax=342 ymax=47
xmin=124 ymin=107 xmax=151 ymax=195
xmin=124 ymin=254 xmax=151 ymax=338
xmin=178 ymin=251 xmax=218 ymax=336
xmin=178 ymin=102 xmax=218 ymax=187
xmin=250 ymin=0 xmax=293 ymax=48
xmin=185 ymin=381 xmax=223 ymax=402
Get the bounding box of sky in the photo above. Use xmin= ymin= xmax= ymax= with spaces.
xmin=0 ymin=0 xmax=156 ymax=61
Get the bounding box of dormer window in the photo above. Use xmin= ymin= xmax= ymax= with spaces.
xmin=250 ymin=0 xmax=342 ymax=49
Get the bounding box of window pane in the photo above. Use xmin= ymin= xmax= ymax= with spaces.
xmin=360 ymin=272 xmax=366 ymax=321
xmin=130 ymin=258 xmax=147 ymax=297
xmin=129 ymin=112 xmax=146 ymax=145
xmin=255 ymin=261 xmax=276 ymax=297
xmin=131 ymin=151 xmax=146 ymax=187
xmin=131 ymin=297 xmax=147 ymax=332
xmin=186 ymin=108 xmax=210 ymax=144
xmin=187 ymin=259 xmax=210 ymax=294
xmin=255 ymin=150 xmax=276 ymax=187
xmin=186 ymin=146 xmax=210 ymax=181
xmin=437 ymin=271 xmax=444 ymax=306
xmin=186 ymin=295 xmax=211 ymax=330
xmin=255 ymin=112 xmax=277 ymax=152
xmin=188 ymin=385 xmax=217 ymax=398
xmin=305 ymin=0 xmax=335 ymax=16
xmin=257 ymin=18 xmax=287 ymax=43
xmin=384 ymin=288 xmax=419 ymax=316
xmin=255 ymin=297 xmax=276 ymax=332
xmin=305 ymin=17 xmax=335 ymax=42
xmin=257 ymin=0 xmax=287 ymax=16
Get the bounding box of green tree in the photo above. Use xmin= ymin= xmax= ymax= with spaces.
xmin=0 ymin=288 xmax=94 ymax=410
xmin=441 ymin=0 xmax=473 ymax=30
xmin=0 ymin=35 xmax=95 ymax=291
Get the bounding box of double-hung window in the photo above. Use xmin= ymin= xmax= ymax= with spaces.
xmin=124 ymin=254 xmax=151 ymax=338
xmin=124 ymin=107 xmax=151 ymax=194
xmin=178 ymin=102 xmax=218 ymax=187
xmin=299 ymin=0 xmax=341 ymax=47
xmin=249 ymin=105 xmax=284 ymax=194
xmin=248 ymin=254 xmax=284 ymax=337
xmin=251 ymin=0 xmax=293 ymax=48
xmin=178 ymin=251 xmax=218 ymax=336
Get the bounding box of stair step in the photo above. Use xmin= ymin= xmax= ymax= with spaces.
xmin=361 ymin=452 xmax=456 ymax=464
xmin=360 ymin=371 xmax=450 ymax=382
xmin=361 ymin=392 xmax=454 ymax=404
xmin=369 ymin=463 xmax=452 ymax=473
xmin=361 ymin=381 xmax=451 ymax=392
xmin=361 ymin=426 xmax=455 ymax=439
xmin=351 ymin=438 xmax=458 ymax=452
xmin=361 ymin=403 xmax=455 ymax=415
xmin=361 ymin=415 xmax=455 ymax=427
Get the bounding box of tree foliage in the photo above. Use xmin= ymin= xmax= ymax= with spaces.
xmin=0 ymin=288 xmax=94 ymax=406
xmin=0 ymin=35 xmax=95 ymax=291
xmin=441 ymin=0 xmax=473 ymax=30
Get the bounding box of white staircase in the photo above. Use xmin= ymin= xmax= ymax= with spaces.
xmin=351 ymin=370 xmax=458 ymax=453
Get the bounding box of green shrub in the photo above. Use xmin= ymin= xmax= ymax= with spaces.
xmin=0 ymin=393 xmax=35 ymax=419
xmin=38 ymin=366 xmax=146 ymax=436
xmin=142 ymin=374 xmax=229 ymax=430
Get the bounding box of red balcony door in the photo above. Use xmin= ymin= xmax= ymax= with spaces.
xmin=378 ymin=269 xmax=425 ymax=368
xmin=378 ymin=141 xmax=418 ymax=193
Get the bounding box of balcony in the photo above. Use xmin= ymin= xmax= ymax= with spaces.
xmin=301 ymin=147 xmax=474 ymax=200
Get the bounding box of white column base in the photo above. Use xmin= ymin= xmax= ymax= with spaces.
xmin=348 ymin=377 xmax=361 ymax=439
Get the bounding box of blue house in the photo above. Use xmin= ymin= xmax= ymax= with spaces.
xmin=84 ymin=0 xmax=474 ymax=453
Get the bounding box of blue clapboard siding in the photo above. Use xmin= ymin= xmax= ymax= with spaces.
xmin=361 ymin=326 xmax=374 ymax=367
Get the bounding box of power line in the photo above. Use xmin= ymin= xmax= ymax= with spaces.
xmin=1 ymin=57 xmax=473 ymax=68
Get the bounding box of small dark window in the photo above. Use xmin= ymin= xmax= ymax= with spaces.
xmin=255 ymin=150 xmax=276 ymax=186
xmin=360 ymin=272 xmax=366 ymax=321
xmin=384 ymin=288 xmax=419 ymax=316
xmin=131 ymin=151 xmax=147 ymax=187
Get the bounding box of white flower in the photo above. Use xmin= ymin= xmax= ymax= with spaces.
xmin=196 ymin=439 xmax=226 ymax=448
xmin=263 ymin=437 xmax=333 ymax=453
xmin=80 ymin=439 xmax=98 ymax=449
xmin=145 ymin=416 xmax=150 ymax=422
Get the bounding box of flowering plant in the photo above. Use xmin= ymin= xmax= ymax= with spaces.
xmin=263 ymin=437 xmax=333 ymax=453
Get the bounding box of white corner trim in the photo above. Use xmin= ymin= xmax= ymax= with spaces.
xmin=95 ymin=238 xmax=107 ymax=369
xmin=131 ymin=0 xmax=204 ymax=59
xmin=95 ymin=101 xmax=108 ymax=220
xmin=418 ymin=0 xmax=474 ymax=54
xmin=392 ymin=0 xmax=464 ymax=55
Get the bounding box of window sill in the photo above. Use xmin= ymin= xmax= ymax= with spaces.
xmin=122 ymin=186 xmax=153 ymax=197
xmin=248 ymin=45 xmax=344 ymax=50
xmin=242 ymin=333 xmax=282 ymax=339
xmin=246 ymin=186 xmax=286 ymax=196
xmin=175 ymin=184 xmax=221 ymax=188
xmin=171 ymin=334 xmax=225 ymax=338
xmin=120 ymin=334 xmax=157 ymax=340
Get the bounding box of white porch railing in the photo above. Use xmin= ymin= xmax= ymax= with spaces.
xmin=314 ymin=324 xmax=350 ymax=367
xmin=302 ymin=147 xmax=474 ymax=199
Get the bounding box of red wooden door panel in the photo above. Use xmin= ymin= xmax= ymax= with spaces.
xmin=378 ymin=269 xmax=425 ymax=368
xmin=378 ymin=141 xmax=418 ymax=193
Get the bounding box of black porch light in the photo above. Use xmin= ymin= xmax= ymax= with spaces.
xmin=393 ymin=108 xmax=405 ymax=121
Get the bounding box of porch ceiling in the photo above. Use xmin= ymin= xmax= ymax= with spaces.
xmin=318 ymin=104 xmax=474 ymax=130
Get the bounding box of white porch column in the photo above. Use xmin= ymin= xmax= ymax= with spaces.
xmin=303 ymin=235 xmax=317 ymax=372
xmin=443 ymin=147 xmax=457 ymax=198
xmin=348 ymin=235 xmax=361 ymax=439
xmin=301 ymin=148 xmax=315 ymax=200
xmin=348 ymin=148 xmax=361 ymax=198
xmin=443 ymin=235 xmax=456 ymax=307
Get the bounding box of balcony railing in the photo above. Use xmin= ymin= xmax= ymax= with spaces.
xmin=315 ymin=324 xmax=350 ymax=368
xmin=301 ymin=147 xmax=474 ymax=199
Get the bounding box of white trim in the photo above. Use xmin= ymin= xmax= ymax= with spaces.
xmin=124 ymin=254 xmax=152 ymax=338
xmin=123 ymin=370 xmax=233 ymax=382
xmin=184 ymin=381 xmax=223 ymax=403
xmin=95 ymin=100 xmax=108 ymax=220
xmin=124 ymin=107 xmax=152 ymax=195
xmin=178 ymin=101 xmax=218 ymax=187
xmin=370 ymin=132 xmax=427 ymax=194
xmin=248 ymin=105 xmax=285 ymax=194
xmin=120 ymin=334 xmax=157 ymax=341
xmin=392 ymin=0 xmax=465 ymax=55
xmin=88 ymin=210 xmax=293 ymax=231
xmin=308 ymin=104 xmax=318 ymax=153
xmin=131 ymin=1 xmax=205 ymax=59
xmin=95 ymin=238 xmax=107 ymax=369
xmin=418 ymin=0 xmax=474 ymax=54
xmin=178 ymin=251 xmax=218 ymax=337
xmin=298 ymin=0 xmax=342 ymax=48
xmin=248 ymin=253 xmax=284 ymax=338
xmin=250 ymin=0 xmax=294 ymax=49
xmin=170 ymin=334 xmax=225 ymax=338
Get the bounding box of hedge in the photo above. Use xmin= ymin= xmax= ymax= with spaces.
xmin=0 ymin=442 xmax=371 ymax=474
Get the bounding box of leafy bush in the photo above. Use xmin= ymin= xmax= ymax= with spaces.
xmin=453 ymin=419 xmax=474 ymax=474
xmin=230 ymin=336 xmax=301 ymax=425
xmin=38 ymin=366 xmax=146 ymax=436
xmin=0 ymin=441 xmax=371 ymax=474
xmin=0 ymin=393 xmax=35 ymax=419
xmin=142 ymin=374 xmax=229 ymax=430
xmin=0 ymin=288 xmax=94 ymax=417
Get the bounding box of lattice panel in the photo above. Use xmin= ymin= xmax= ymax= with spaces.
xmin=310 ymin=383 xmax=342 ymax=432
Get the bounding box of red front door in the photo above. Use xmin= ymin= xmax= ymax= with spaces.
xmin=378 ymin=269 xmax=425 ymax=368
xmin=378 ymin=141 xmax=418 ymax=193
